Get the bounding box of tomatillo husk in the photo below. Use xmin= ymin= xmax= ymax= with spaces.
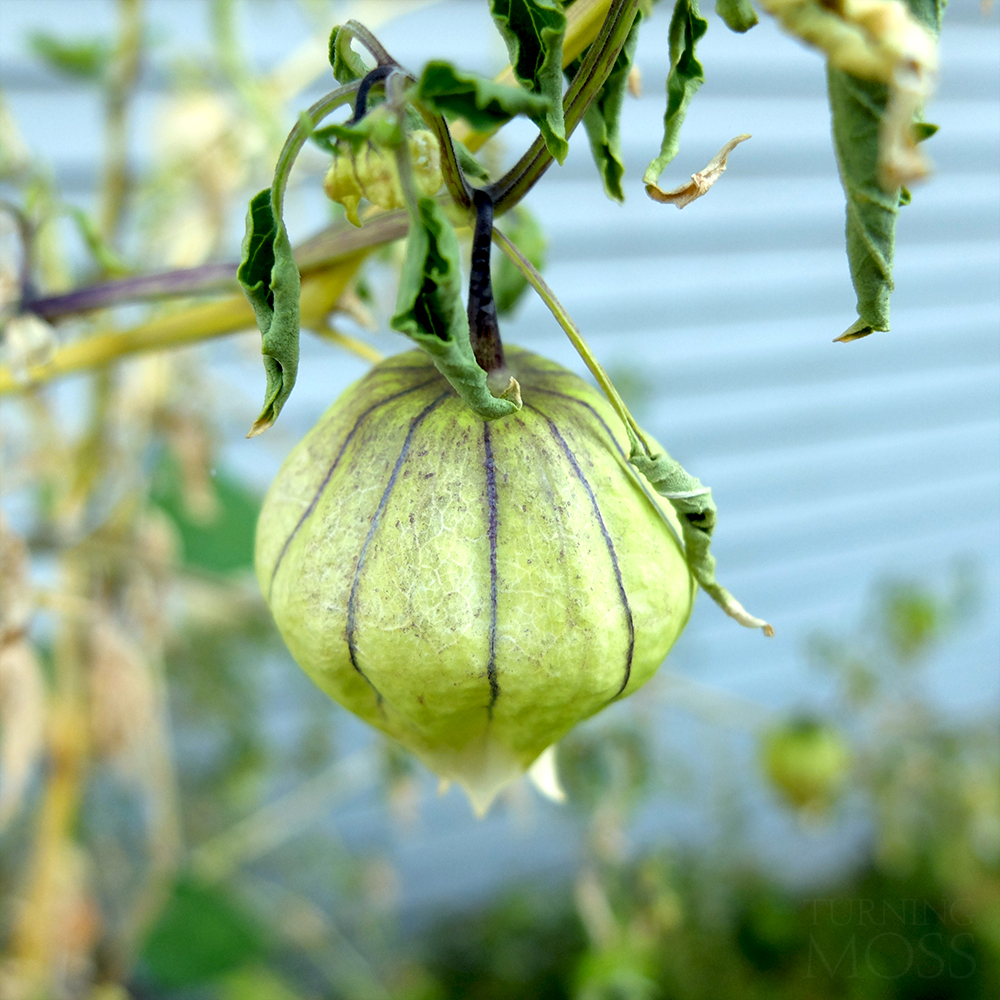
xmin=256 ymin=348 xmax=696 ymax=813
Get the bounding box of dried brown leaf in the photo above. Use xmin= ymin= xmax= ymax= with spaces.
xmin=645 ymin=134 xmax=751 ymax=208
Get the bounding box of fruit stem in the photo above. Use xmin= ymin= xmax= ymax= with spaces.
xmin=468 ymin=190 xmax=507 ymax=380
xmin=492 ymin=225 xmax=646 ymax=448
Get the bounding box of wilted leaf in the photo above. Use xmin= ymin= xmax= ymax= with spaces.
xmin=390 ymin=198 xmax=521 ymax=421
xmin=574 ymin=12 xmax=643 ymax=202
xmin=760 ymin=0 xmax=943 ymax=340
xmin=415 ymin=60 xmax=550 ymax=132
xmin=643 ymin=0 xmax=709 ymax=189
xmin=628 ymin=443 xmax=773 ymax=635
xmin=237 ymin=190 xmax=301 ymax=436
xmin=489 ymin=0 xmax=569 ymax=162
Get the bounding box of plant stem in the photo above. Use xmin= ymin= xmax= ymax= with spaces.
xmin=0 ymin=257 xmax=370 ymax=395
xmin=491 ymin=225 xmax=649 ymax=453
xmin=100 ymin=0 xmax=142 ymax=248
xmin=271 ymin=82 xmax=361 ymax=218
xmin=468 ymin=191 xmax=504 ymax=375
xmin=341 ymin=19 xmax=397 ymax=70
xmin=488 ymin=0 xmax=640 ymax=215
xmin=417 ymin=106 xmax=473 ymax=212
xmin=22 ymin=211 xmax=411 ymax=321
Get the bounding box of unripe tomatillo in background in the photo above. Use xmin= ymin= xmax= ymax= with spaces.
xmin=761 ymin=718 xmax=851 ymax=815
xmin=256 ymin=348 xmax=696 ymax=814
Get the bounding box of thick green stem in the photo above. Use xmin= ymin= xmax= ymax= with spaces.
xmin=488 ymin=0 xmax=640 ymax=215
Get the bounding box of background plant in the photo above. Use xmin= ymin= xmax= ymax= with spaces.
xmin=0 ymin=1 xmax=996 ymax=998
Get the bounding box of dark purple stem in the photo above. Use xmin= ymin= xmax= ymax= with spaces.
xmin=467 ymin=189 xmax=504 ymax=375
xmin=22 ymin=263 xmax=239 ymax=321
xmin=347 ymin=64 xmax=393 ymax=124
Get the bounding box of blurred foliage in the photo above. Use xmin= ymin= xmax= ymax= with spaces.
xmin=0 ymin=4 xmax=996 ymax=1000
xmin=139 ymin=879 xmax=267 ymax=991
xmin=28 ymin=32 xmax=113 ymax=81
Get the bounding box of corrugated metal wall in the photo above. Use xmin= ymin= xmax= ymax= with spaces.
xmin=2 ymin=0 xmax=997 ymax=911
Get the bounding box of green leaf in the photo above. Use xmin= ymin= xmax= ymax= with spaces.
xmin=628 ymin=441 xmax=772 ymax=634
xmin=151 ymin=456 xmax=259 ymax=576
xmin=237 ymin=189 xmax=301 ymax=436
xmin=454 ymin=139 xmax=491 ymax=182
xmin=140 ymin=877 xmax=267 ymax=989
xmin=715 ymin=0 xmax=758 ymax=34
xmin=827 ymin=69 xmax=898 ymax=338
xmin=311 ymin=111 xmax=396 ymax=156
xmin=328 ymin=24 xmax=368 ymax=84
xmin=574 ymin=12 xmax=642 ymax=202
xmin=29 ymin=31 xmax=111 ymax=79
xmin=827 ymin=0 xmax=943 ymax=340
xmin=390 ymin=198 xmax=521 ymax=421
xmin=489 ymin=0 xmax=569 ymax=163
xmin=494 ymin=206 xmax=547 ymax=315
xmin=642 ymin=0 xmax=709 ymax=188
xmin=415 ymin=60 xmax=550 ymax=133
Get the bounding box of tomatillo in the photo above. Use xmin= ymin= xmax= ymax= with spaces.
xmin=256 ymin=347 xmax=695 ymax=813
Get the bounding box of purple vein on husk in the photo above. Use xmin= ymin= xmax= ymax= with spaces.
xmin=346 ymin=392 xmax=450 ymax=699
xmin=529 ymin=387 xmax=627 ymax=462
xmin=268 ymin=378 xmax=438 ymax=599
xmin=528 ymin=404 xmax=635 ymax=697
xmin=483 ymin=422 xmax=500 ymax=714
xmin=530 ymin=387 xmax=688 ymax=555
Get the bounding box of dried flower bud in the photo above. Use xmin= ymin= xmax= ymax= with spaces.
xmin=257 ymin=349 xmax=695 ymax=814
xmin=322 ymin=130 xmax=443 ymax=227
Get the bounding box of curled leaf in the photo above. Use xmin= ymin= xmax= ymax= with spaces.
xmin=489 ymin=0 xmax=569 ymax=162
xmin=628 ymin=441 xmax=773 ymax=635
xmin=390 ymin=198 xmax=521 ymax=422
xmin=415 ymin=60 xmax=550 ymax=132
xmin=575 ymin=11 xmax=643 ymax=202
xmin=760 ymin=0 xmax=940 ymax=188
xmin=716 ymin=0 xmax=759 ymax=33
xmin=237 ymin=189 xmax=301 ymax=437
xmin=759 ymin=0 xmax=943 ymax=339
xmin=643 ymin=0 xmax=709 ymax=189
xmin=328 ymin=24 xmax=369 ymax=85
xmin=645 ymin=133 xmax=750 ymax=207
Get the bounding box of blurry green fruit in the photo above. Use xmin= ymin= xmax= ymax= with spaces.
xmin=761 ymin=718 xmax=851 ymax=814
xmin=256 ymin=348 xmax=695 ymax=813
